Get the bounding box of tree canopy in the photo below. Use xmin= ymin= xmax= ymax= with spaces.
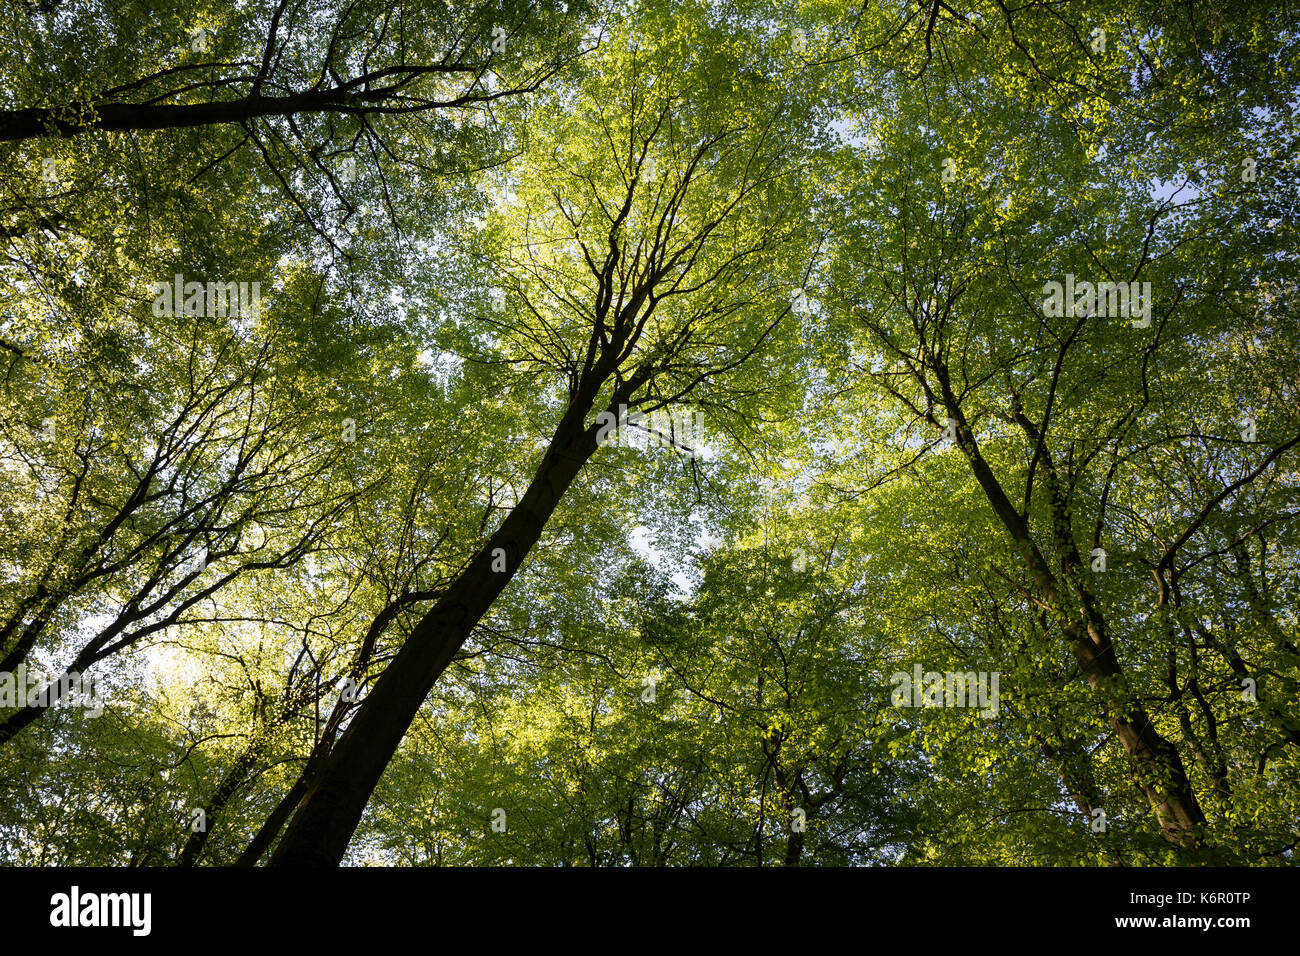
xmin=0 ymin=0 xmax=1296 ymax=867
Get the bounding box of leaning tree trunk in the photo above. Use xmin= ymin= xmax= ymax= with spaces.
xmin=268 ymin=387 xmax=611 ymax=865
xmin=936 ymin=374 xmax=1207 ymax=850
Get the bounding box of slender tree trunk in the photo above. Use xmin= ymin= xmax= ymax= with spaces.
xmin=178 ymin=747 xmax=260 ymax=866
xmin=937 ymin=376 xmax=1207 ymax=849
xmin=236 ymin=771 xmax=311 ymax=866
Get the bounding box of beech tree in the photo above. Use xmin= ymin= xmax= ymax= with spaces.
xmin=267 ymin=9 xmax=823 ymax=864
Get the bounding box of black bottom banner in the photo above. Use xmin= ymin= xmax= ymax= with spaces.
xmin=0 ymin=864 xmax=1286 ymax=946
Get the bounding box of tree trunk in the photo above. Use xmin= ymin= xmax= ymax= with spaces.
xmin=268 ymin=392 xmax=607 ymax=865
xmin=2 ymin=90 xmax=410 ymax=142
xmin=178 ymin=746 xmax=259 ymax=866
xmin=938 ymin=377 xmax=1206 ymax=849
